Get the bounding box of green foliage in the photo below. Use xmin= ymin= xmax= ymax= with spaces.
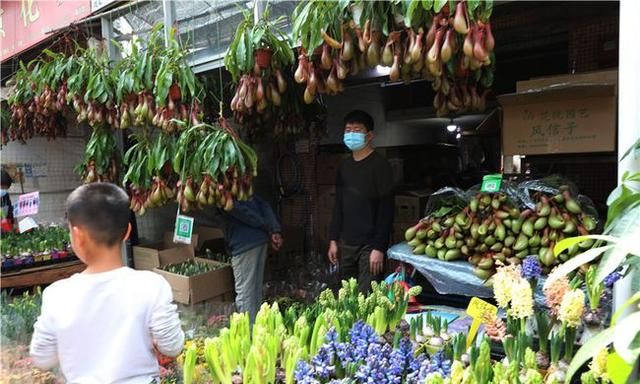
xmin=224 ymin=5 xmax=294 ymax=82
xmin=1 ymin=287 xmax=43 ymax=345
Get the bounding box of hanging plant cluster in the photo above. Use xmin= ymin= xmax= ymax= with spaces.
xmin=115 ymin=25 xmax=202 ymax=133
xmin=173 ymin=118 xmax=258 ymax=214
xmin=6 ymin=50 xmax=75 ymax=143
xmin=121 ymin=118 xmax=257 ymax=216
xmin=225 ymin=6 xmax=295 ymax=118
xmin=74 ymin=127 xmax=121 ymax=184
xmin=7 ymin=24 xmax=202 ymax=141
xmin=291 ymin=0 xmax=495 ymax=116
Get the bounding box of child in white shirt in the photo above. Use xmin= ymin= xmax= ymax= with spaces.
xmin=30 ymin=183 xmax=184 ymax=383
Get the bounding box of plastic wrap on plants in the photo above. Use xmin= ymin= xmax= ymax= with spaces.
xmin=518 ymin=177 xmax=599 ymax=227
xmin=424 ymin=187 xmax=469 ymax=218
xmin=466 ymin=180 xmax=530 ymax=209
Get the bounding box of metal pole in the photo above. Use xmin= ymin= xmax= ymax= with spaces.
xmin=102 ymin=16 xmax=130 ymax=267
xmin=614 ymin=4 xmax=640 ymax=379
xmin=162 ymin=0 xmax=176 ymax=46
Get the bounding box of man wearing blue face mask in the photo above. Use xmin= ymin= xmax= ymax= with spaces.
xmin=327 ymin=110 xmax=395 ymax=293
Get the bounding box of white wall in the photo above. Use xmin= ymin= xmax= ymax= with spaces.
xmin=0 ymin=122 xmax=85 ymax=226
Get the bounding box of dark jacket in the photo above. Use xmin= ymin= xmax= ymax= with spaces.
xmin=198 ymin=196 xmax=281 ymax=256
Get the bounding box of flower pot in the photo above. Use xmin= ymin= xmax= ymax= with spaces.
xmin=34 ymin=253 xmax=44 ymax=262
xmin=169 ymin=83 xmax=182 ymax=101
xmin=42 ymin=252 xmax=52 ymax=261
xmin=58 ymin=250 xmax=69 ymax=259
xmin=255 ymin=48 xmax=273 ymax=69
xmin=2 ymin=259 xmax=13 ymax=269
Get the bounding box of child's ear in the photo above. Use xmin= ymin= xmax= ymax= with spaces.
xmin=70 ymin=225 xmax=86 ymax=250
xmin=123 ymin=223 xmax=132 ymax=242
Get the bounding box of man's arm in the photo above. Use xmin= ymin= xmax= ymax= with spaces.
xmin=150 ymin=279 xmax=185 ymax=357
xmin=255 ymin=196 xmax=281 ymax=233
xmin=30 ymin=289 xmax=58 ymax=370
xmin=372 ymin=159 xmax=395 ymax=253
xmin=328 ymin=168 xmax=343 ymax=242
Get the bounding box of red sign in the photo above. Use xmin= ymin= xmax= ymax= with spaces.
xmin=1 ymin=0 xmax=92 ymax=62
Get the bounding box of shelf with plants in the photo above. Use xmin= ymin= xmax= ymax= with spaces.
xmin=0 ymin=226 xmax=75 ymax=272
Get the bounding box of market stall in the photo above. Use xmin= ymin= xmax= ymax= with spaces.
xmin=1 ymin=0 xmax=638 ymax=383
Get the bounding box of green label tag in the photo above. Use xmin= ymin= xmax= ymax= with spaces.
xmin=481 ymin=174 xmax=503 ymax=193
xmin=173 ymin=214 xmax=194 ymax=244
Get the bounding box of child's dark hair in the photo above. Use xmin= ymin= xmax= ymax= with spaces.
xmin=344 ymin=110 xmax=374 ymax=132
xmin=65 ymin=183 xmax=130 ymax=247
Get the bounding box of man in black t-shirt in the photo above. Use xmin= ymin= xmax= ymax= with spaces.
xmin=327 ymin=110 xmax=394 ymax=293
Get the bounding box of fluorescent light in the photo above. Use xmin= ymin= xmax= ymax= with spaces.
xmin=456 ymin=133 xmax=461 ymax=139
xmin=447 ymin=124 xmax=457 ymax=132
xmin=375 ymin=65 xmax=391 ymax=76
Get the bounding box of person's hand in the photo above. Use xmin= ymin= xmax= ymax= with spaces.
xmin=369 ymin=249 xmax=384 ymax=276
xmin=270 ymin=233 xmax=283 ymax=251
xmin=152 ymin=339 xmax=174 ymax=366
xmin=328 ymin=240 xmax=339 ymax=266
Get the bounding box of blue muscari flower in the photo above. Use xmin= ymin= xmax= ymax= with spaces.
xmin=312 ymin=345 xmax=334 ymax=379
xmin=417 ymin=351 xmax=452 ymax=379
xmin=604 ymin=271 xmax=622 ymax=288
xmin=326 ymin=327 xmax=338 ymax=344
xmin=294 ymin=360 xmax=318 ymax=384
xmin=522 ymin=256 xmax=543 ymax=280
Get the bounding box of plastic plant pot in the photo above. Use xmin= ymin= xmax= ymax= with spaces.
xmin=255 ymin=48 xmax=273 ymax=69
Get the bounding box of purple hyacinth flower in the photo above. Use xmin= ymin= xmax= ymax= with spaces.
xmin=522 ymin=256 xmax=543 ymax=280
xmin=604 ymin=271 xmax=622 ymax=288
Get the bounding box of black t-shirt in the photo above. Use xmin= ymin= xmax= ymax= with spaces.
xmin=329 ymin=151 xmax=394 ymax=251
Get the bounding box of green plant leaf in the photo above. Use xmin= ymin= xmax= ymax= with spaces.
xmin=565 ymin=326 xmax=616 ymax=383
xmin=422 ymin=0 xmax=434 ymax=11
xmin=623 ymin=171 xmax=640 ymax=182
xmin=607 ymin=351 xmax=633 ymax=384
xmin=545 ymin=244 xmax=615 ymax=289
xmin=405 ymin=0 xmax=420 ymax=28
xmin=596 ymin=216 xmax=640 ymax=283
xmin=552 ymin=235 xmax=617 ymax=256
xmin=433 ymin=0 xmax=448 ymax=12
xmin=613 ymin=311 xmax=640 ymax=363
xmin=621 ymin=138 xmax=640 ymax=161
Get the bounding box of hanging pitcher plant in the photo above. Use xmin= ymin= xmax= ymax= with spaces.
xmin=114 ymin=24 xmax=203 ymax=133
xmin=225 ymin=4 xmax=295 ymax=118
xmin=291 ymin=0 xmax=495 ymax=116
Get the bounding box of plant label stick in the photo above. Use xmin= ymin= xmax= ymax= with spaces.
xmin=466 ymin=297 xmax=497 ymax=349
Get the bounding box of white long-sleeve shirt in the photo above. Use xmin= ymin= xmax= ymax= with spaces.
xmin=30 ymin=267 xmax=184 ymax=384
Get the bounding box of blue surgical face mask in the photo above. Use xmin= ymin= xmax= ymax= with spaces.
xmin=343 ymin=132 xmax=367 ymax=151
xmin=0 ymin=189 xmax=6 ymax=197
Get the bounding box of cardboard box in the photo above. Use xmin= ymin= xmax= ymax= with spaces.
xmin=133 ymin=232 xmax=198 ymax=271
xmin=516 ymin=69 xmax=617 ymax=93
xmin=317 ymin=185 xmax=337 ymax=213
xmin=499 ymin=84 xmax=616 ymax=156
xmin=154 ymin=257 xmax=234 ymax=305
xmin=316 ymin=153 xmax=346 ymax=185
xmin=394 ymin=190 xmax=431 ymax=223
